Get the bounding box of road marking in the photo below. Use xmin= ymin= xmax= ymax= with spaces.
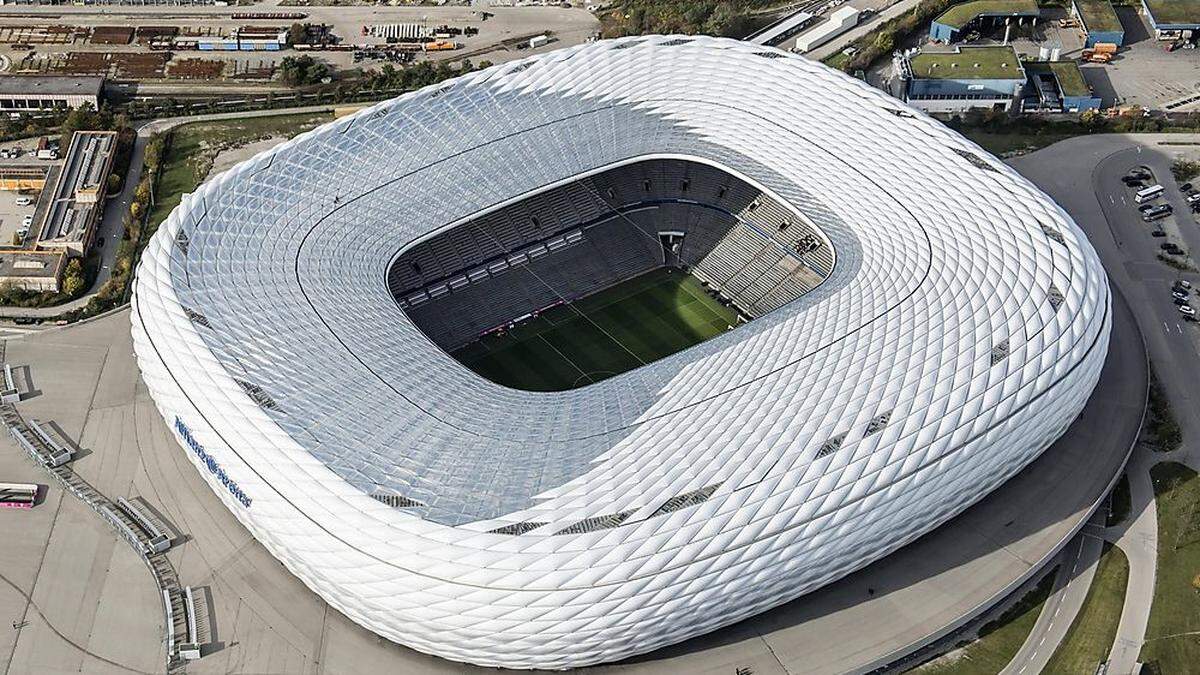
xmin=1110 ymin=195 xmax=1116 ymax=204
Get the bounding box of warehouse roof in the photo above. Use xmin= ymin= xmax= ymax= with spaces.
xmin=909 ymin=45 xmax=1025 ymax=80
xmin=0 ymin=251 xmax=64 ymax=279
xmin=1025 ymin=60 xmax=1091 ymax=97
xmin=0 ymin=76 xmax=104 ymax=98
xmin=1075 ymin=0 xmax=1122 ymax=33
xmin=1143 ymin=0 xmax=1200 ymax=26
xmin=934 ymin=0 xmax=1040 ymax=29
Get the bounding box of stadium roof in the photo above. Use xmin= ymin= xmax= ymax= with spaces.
xmin=933 ymin=0 xmax=1040 ymax=29
xmin=908 ymin=45 xmax=1025 ymax=80
xmin=132 ymin=35 xmax=1111 ymax=670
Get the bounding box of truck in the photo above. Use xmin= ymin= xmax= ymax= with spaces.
xmin=35 ymin=148 xmax=58 ymax=160
xmin=528 ymin=34 xmax=550 ymax=49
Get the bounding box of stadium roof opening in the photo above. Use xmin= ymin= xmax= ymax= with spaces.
xmin=389 ymin=156 xmax=833 ymax=391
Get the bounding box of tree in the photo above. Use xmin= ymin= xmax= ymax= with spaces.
xmin=107 ymin=172 xmax=122 ymax=194
xmin=278 ymin=55 xmax=331 ymax=87
xmin=287 ymin=23 xmax=307 ymax=47
xmin=62 ymin=259 xmax=85 ymax=297
xmin=873 ymin=32 xmax=894 ymax=54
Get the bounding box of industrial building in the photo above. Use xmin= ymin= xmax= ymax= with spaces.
xmin=793 ymin=6 xmax=860 ymax=53
xmin=929 ymin=0 xmax=1040 ymax=43
xmin=133 ymin=36 xmax=1110 ymax=671
xmin=899 ymin=45 xmax=1027 ymax=113
xmin=1141 ymin=0 xmax=1200 ymax=40
xmin=1072 ymin=0 xmax=1125 ymax=47
xmin=0 ymin=167 xmax=48 ymax=193
xmin=0 ymin=250 xmax=64 ymax=293
xmin=1022 ymin=60 xmax=1103 ymax=112
xmin=898 ymin=45 xmax=1100 ymax=114
xmin=37 ymin=130 xmax=117 ymax=257
xmin=0 ymin=76 xmax=103 ymax=113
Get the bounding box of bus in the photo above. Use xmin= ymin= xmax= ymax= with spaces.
xmin=0 ymin=482 xmax=37 ymax=509
xmin=1136 ymin=185 xmax=1165 ymax=203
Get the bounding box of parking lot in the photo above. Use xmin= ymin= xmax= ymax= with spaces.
xmin=0 ymin=187 xmax=41 ymax=248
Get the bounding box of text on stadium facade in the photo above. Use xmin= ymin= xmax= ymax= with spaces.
xmin=174 ymin=416 xmax=252 ymax=508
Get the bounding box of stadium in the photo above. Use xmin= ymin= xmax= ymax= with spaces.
xmin=131 ymin=36 xmax=1111 ymax=670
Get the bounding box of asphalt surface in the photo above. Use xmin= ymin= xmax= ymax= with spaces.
xmin=1000 ymin=518 xmax=1105 ymax=675
xmin=1007 ymin=133 xmax=1200 ymax=675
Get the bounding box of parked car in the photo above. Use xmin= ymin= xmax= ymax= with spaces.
xmin=14 ymin=197 xmax=33 ymax=206
xmin=1139 ymin=202 xmax=1159 ymax=212
xmin=1153 ymin=230 xmax=1168 ymax=237
xmin=1180 ymin=305 xmax=1196 ymax=316
xmin=21 ymin=214 xmax=33 ymax=227
xmin=1173 ymin=289 xmax=1189 ymax=300
xmin=1182 ymin=182 xmax=1193 ymax=192
xmin=1175 ymin=296 xmax=1190 ymax=305
xmin=1177 ymin=280 xmax=1193 ymax=290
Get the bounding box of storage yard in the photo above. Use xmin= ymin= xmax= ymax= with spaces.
xmin=0 ymin=3 xmax=599 ymax=91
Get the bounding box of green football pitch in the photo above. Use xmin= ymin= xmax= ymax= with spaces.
xmin=451 ymin=268 xmax=740 ymax=391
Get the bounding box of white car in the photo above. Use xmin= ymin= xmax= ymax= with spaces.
xmin=21 ymin=215 xmax=33 ymax=227
xmin=14 ymin=197 xmax=33 ymax=207
xmin=1180 ymin=305 xmax=1196 ymax=316
xmin=1173 ymin=290 xmax=1188 ymax=300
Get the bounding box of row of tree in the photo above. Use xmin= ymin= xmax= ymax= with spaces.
xmin=600 ymin=0 xmax=779 ymax=38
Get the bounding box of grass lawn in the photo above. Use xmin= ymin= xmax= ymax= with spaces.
xmin=1108 ymin=473 xmax=1132 ymax=527
xmin=452 ymin=267 xmax=739 ymax=391
xmin=961 ymin=131 xmax=1075 ymax=158
xmin=1043 ymin=543 xmax=1130 ymax=674
xmin=1140 ymin=462 xmax=1200 ymax=674
xmin=933 ymin=0 xmax=1040 ymax=29
xmin=908 ymin=567 xmax=1059 ymax=675
xmin=147 ymin=112 xmax=333 ymax=236
xmin=907 ymin=46 xmax=1022 ymax=80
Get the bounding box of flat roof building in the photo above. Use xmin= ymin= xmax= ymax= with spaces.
xmin=1072 ymin=0 xmax=1125 ymax=46
xmin=1141 ymin=0 xmax=1200 ymax=38
xmin=0 ymin=76 xmax=103 ymax=114
xmin=0 ymin=250 xmax=64 ymax=293
xmin=1022 ymin=61 xmax=1103 ymax=112
xmin=929 ymin=0 xmax=1040 ymax=43
xmin=37 ymin=130 xmax=117 ymax=257
xmin=901 ymin=45 xmax=1027 ymax=113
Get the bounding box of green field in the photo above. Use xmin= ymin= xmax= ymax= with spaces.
xmin=452 ymin=268 xmax=740 ymax=391
xmin=1140 ymin=462 xmax=1200 ymax=674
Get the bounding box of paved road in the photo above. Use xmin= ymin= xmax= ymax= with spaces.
xmin=807 ymin=0 xmax=923 ymax=61
xmin=1006 ymin=133 xmax=1200 ymax=675
xmin=0 ymin=104 xmax=339 ymax=321
xmin=1001 ymin=517 xmax=1106 ymax=675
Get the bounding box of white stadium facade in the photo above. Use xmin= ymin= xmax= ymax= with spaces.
xmin=131 ymin=36 xmax=1111 ymax=670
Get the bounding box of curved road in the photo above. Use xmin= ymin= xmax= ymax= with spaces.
xmin=1006 ymin=133 xmax=1200 ymax=675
